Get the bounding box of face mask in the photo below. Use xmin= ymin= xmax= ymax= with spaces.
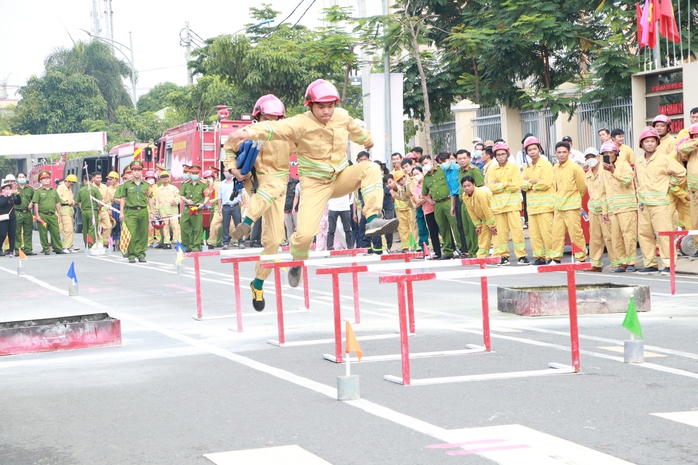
xmin=183 ymin=173 xmax=190 ymax=181
xmin=423 ymin=163 xmax=432 ymax=172
xmin=586 ymin=158 xmax=599 ymax=168
xmin=439 ymin=161 xmax=451 ymax=170
xmin=147 ymin=179 xmax=155 ymax=185
xmin=413 ymin=173 xmax=423 ymax=182
xmin=224 ymin=173 xmax=233 ymax=180
xmin=473 ymin=151 xmax=482 ymax=159
xmin=191 ymin=175 xmax=200 ymax=181
xmin=18 ymin=178 xmax=26 ymax=185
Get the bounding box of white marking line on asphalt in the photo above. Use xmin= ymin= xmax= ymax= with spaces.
xmin=204 ymin=445 xmax=332 ymax=465
xmin=446 ymin=326 xmax=698 ymax=380
xmin=651 ymin=411 xmax=698 ymax=428
xmin=597 ymin=346 xmax=666 ymax=357
xmin=0 ymin=266 xmax=634 ymax=465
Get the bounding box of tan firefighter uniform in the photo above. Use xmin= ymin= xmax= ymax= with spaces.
xmin=223 ymin=135 xmax=295 ymax=281
xmin=585 ymin=167 xmax=615 ymax=269
xmin=521 ymin=157 xmax=555 ymax=261
xmin=603 ymin=159 xmax=638 ymax=268
xmin=677 ymin=138 xmax=698 ymax=247
xmin=392 ymin=178 xmax=415 ymax=251
xmin=485 ymin=161 xmax=525 ymax=259
xmin=635 ymin=151 xmax=686 ymax=268
xmin=94 ymin=181 xmax=112 ymax=245
xmin=462 ymin=186 xmax=496 ymax=258
xmin=657 ymin=133 xmax=691 ymax=230
xmin=551 ymin=160 xmax=587 ymax=261
xmin=618 ymin=144 xmax=636 ymax=165
xmin=155 ymin=183 xmax=182 ymax=245
xmin=56 ymin=183 xmax=75 ymax=248
xmin=241 ymin=107 xmax=377 ymax=260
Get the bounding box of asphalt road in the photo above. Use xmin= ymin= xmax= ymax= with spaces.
xmin=1 ymin=243 xmax=697 ymax=465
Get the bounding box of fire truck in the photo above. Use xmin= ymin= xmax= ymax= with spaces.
xmin=28 ymin=161 xmax=65 ymax=189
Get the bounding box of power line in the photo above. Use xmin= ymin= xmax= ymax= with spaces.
xmin=269 ymin=0 xmax=307 ymax=33
xmin=292 ymin=0 xmax=318 ymax=28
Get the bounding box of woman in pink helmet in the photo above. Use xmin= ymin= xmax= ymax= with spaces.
xmin=229 ymin=79 xmax=398 ymax=288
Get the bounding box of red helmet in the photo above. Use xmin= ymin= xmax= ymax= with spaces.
xmin=523 ymin=136 xmax=541 ymax=151
xmin=145 ymin=170 xmax=155 ymax=179
xmin=253 ymin=94 xmax=285 ymax=118
xmin=600 ymin=141 xmax=619 ymax=153
xmin=689 ymin=123 xmax=698 ymax=136
xmin=151 ymin=215 xmax=165 ymax=230
xmin=638 ymin=127 xmax=660 ymax=145
xmin=304 ymin=79 xmax=340 ymax=106
xmin=651 ymin=114 xmax=672 ymax=128
xmin=493 ymin=142 xmax=510 ymax=154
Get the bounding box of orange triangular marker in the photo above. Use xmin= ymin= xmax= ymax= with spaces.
xmin=18 ymin=249 xmax=27 ymax=260
xmin=345 ymin=321 xmax=363 ymax=361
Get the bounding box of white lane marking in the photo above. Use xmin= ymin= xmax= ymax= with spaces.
xmin=204 ymin=445 xmax=332 ymax=465
xmin=651 ymin=411 xmax=698 ymax=428
xmin=0 ymin=266 xmax=634 ymax=464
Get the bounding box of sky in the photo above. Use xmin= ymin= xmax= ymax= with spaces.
xmin=0 ymin=0 xmax=382 ymax=101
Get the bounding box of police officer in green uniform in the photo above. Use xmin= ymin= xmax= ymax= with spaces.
xmin=32 ymin=170 xmax=66 ymax=255
xmin=75 ymin=172 xmax=103 ymax=248
xmin=422 ymin=162 xmax=458 ymax=259
xmin=179 ymin=165 xmax=207 ymax=252
xmin=118 ymin=161 xmax=153 ymax=263
xmin=457 ymin=153 xmax=485 ymax=257
xmin=15 ymin=172 xmax=36 ymax=255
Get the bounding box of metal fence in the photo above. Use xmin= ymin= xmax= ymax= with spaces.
xmin=430 ymin=121 xmax=457 ymax=154
xmin=576 ymin=98 xmax=634 ymax=150
xmin=472 ymin=107 xmax=502 ymax=143
xmin=519 ymin=109 xmax=557 ymax=161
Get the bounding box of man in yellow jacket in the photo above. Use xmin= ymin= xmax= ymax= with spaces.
xmin=461 ymin=176 xmax=497 ymax=258
xmin=520 ymin=136 xmax=555 ymax=265
xmin=635 ymin=127 xmax=686 ymax=274
xmin=485 ymin=142 xmax=529 ymax=265
xmin=57 ymin=174 xmax=79 ymax=252
xmin=229 ymin=80 xmax=397 ymax=287
xmin=653 ymin=114 xmax=691 ymax=231
xmin=583 ymin=147 xmax=615 ymax=272
xmin=601 ymin=141 xmax=638 ymax=272
xmin=224 ymin=94 xmax=296 ymax=310
xmin=550 ymin=141 xmax=587 ymax=263
xmin=677 ymin=123 xmax=698 ymax=260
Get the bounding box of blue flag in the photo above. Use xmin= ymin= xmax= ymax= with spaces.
xmin=67 ymin=262 xmax=78 ymax=284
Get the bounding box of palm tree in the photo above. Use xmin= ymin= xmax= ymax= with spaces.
xmin=45 ymin=40 xmax=133 ymax=121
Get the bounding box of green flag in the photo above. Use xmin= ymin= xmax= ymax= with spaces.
xmin=409 ymin=233 xmax=418 ymax=251
xmin=622 ymin=296 xmax=643 ymax=339
xmin=202 ymin=231 xmax=207 ymax=242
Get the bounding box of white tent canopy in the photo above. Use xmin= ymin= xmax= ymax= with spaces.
xmin=0 ymin=132 xmax=107 ymax=158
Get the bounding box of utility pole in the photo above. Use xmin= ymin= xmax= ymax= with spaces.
xmin=185 ymin=21 xmax=193 ymax=85
xmin=90 ymin=0 xmax=102 ymax=37
xmin=357 ymin=0 xmax=370 ymax=131
xmin=129 ymin=31 xmax=137 ymax=110
xmin=107 ymin=0 xmax=114 ymax=43
xmin=382 ymin=0 xmax=393 ymax=160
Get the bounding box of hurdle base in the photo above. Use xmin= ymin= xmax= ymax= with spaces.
xmin=270 ymin=332 xmax=402 ymax=349
xmin=384 ymin=362 xmax=576 ymax=386
xmin=192 ymin=314 xmax=233 ymax=321
xmin=323 ymin=344 xmax=488 ymax=364
xmin=337 ymin=375 xmax=360 ymax=401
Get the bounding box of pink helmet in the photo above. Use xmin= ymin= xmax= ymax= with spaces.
xmin=202 ymin=170 xmax=213 ymax=178
xmin=689 ymin=123 xmax=698 ymax=136
xmin=493 ymin=142 xmax=510 ymax=154
xmin=677 ymin=136 xmax=690 ymax=146
xmin=145 ymin=170 xmax=155 ymax=179
xmin=523 ymin=136 xmax=541 ymax=151
xmin=600 ymin=141 xmax=620 ymax=153
xmin=304 ymin=79 xmax=340 ymax=106
xmin=651 ymin=114 xmax=672 ymax=128
xmin=253 ymin=94 xmax=285 ymax=118
xmin=638 ymin=127 xmax=660 ymax=145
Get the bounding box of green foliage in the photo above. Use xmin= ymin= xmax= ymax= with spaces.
xmin=137 ymin=82 xmax=185 ymax=113
xmin=44 ymin=40 xmax=133 ymax=120
xmin=11 ymin=71 xmax=108 ymax=135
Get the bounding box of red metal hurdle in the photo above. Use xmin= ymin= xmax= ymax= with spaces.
xmin=378 ymin=261 xmax=591 ymax=385
xmin=659 ymin=230 xmax=698 ymax=295
xmin=315 ymin=256 xmax=499 ymax=363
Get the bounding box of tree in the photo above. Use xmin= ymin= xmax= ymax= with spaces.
xmin=358 ymin=0 xmax=440 ymax=154
xmin=44 ymin=40 xmax=133 ymax=120
xmin=166 ymin=75 xmax=255 ymax=123
xmin=10 ymin=71 xmax=107 ymax=135
xmin=137 ymin=82 xmax=185 ymax=114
